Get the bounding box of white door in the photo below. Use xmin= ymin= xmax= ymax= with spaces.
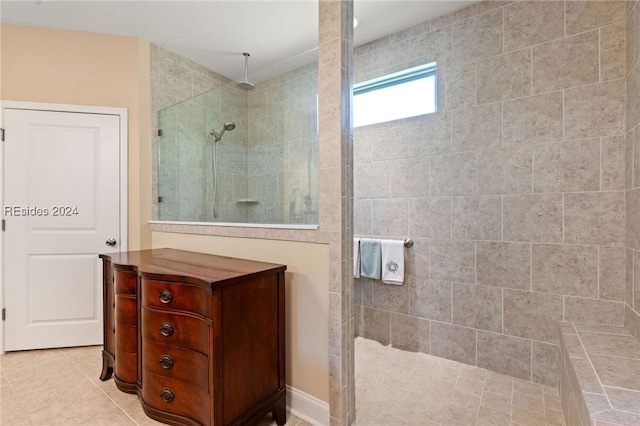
xmin=3 ymin=108 xmax=122 ymax=351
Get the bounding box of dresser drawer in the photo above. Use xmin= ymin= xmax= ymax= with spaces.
xmin=141 ymin=307 xmax=210 ymax=355
xmin=141 ymin=279 xmax=209 ymax=317
xmin=115 ymin=324 xmax=137 ymax=354
xmin=115 ymin=296 xmax=136 ymax=326
xmin=115 ymin=352 xmax=137 ymax=385
xmin=142 ymin=370 xmax=210 ymax=426
xmin=142 ymin=340 xmax=209 ymax=392
xmin=114 ymin=269 xmax=136 ymax=295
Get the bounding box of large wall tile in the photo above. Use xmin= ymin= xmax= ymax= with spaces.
xmin=601 ymin=22 xmax=626 ymax=82
xmin=371 ymin=199 xmax=409 ymax=237
xmin=452 ymin=195 xmax=502 ymax=241
xmin=405 ymin=237 xmax=429 ymax=279
xmin=564 ymin=79 xmax=626 ymax=140
xmin=356 ymin=162 xmax=390 ymax=198
xmin=410 ymin=26 xmax=452 ymax=62
xmin=626 ymin=130 xmax=634 ymax=190
xmin=432 ymin=3 xmax=478 ymax=30
xmin=447 ymin=63 xmax=477 ymax=110
xmin=533 ymin=139 xmax=600 ymax=193
xmin=564 ymin=297 xmax=625 ymax=326
xmin=430 ymin=321 xmax=477 ymax=365
xmin=389 ymin=157 xmax=430 ymax=198
xmin=627 ymin=249 xmax=634 ymax=310
xmin=504 ymin=1 xmax=564 ymax=51
xmin=477 ymin=241 xmax=531 ymax=290
xmin=430 ymin=239 xmax=476 ymax=283
xmin=564 ymin=192 xmax=625 ymax=246
xmin=477 ymin=331 xmax=531 ymax=381
xmin=367 ymin=126 xmax=410 ymax=163
xmin=504 ymin=289 xmax=563 ymax=343
xmin=362 ymin=307 xmax=390 ymax=345
xmin=601 ymin=135 xmax=626 ymax=191
xmin=626 ymin=305 xmax=640 ymax=341
xmin=452 ymin=283 xmax=503 ymax=333
xmin=532 ymin=244 xmax=598 ymax=298
xmin=634 ymin=131 xmax=640 ymax=191
xmin=371 ymin=280 xmax=409 ymax=314
xmin=627 ymin=189 xmax=640 ymax=251
xmin=599 ymin=247 xmax=626 ymax=302
xmin=627 ymin=4 xmax=637 ymax=78
xmin=410 ymin=277 xmax=452 ymax=322
xmin=452 ymin=103 xmax=502 ymax=153
xmin=353 ymin=128 xmax=372 ymax=164
xmin=503 ymin=194 xmax=563 ymax=243
xmin=452 ymin=9 xmax=503 ymax=65
xmin=477 ymin=49 xmax=531 ymax=104
xmin=354 ymin=199 xmax=372 ymax=235
xmin=627 ymin=64 xmax=640 ymax=132
xmin=565 ymin=1 xmax=626 ymax=35
xmin=477 ymin=147 xmax=532 ymax=194
xmin=409 ymin=197 xmax=451 ymax=239
xmin=355 ymin=278 xmax=373 ymax=308
xmin=503 ymin=92 xmax=563 ymax=146
xmin=532 ymin=341 xmax=559 ymax=387
xmin=404 ymin=114 xmax=452 ymax=157
xmin=635 ymin=251 xmax=640 ymax=313
xmin=532 ymin=31 xmax=599 ymax=93
xmin=390 ymin=312 xmax=429 ymax=352
xmin=431 ymin=152 xmax=477 ymax=196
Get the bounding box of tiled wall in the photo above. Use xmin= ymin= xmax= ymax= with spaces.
xmin=626 ymin=0 xmax=640 ymax=340
xmin=156 ymin=85 xmax=248 ymax=222
xmin=246 ymin=63 xmax=319 ymax=224
xmin=355 ymin=0 xmax=627 ymax=387
xmin=151 ymin=45 xmax=246 ymax=222
xmin=152 ymin=44 xmax=319 ymax=225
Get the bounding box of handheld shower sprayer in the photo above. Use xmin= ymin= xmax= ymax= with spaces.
xmin=209 ymin=122 xmax=236 ymax=142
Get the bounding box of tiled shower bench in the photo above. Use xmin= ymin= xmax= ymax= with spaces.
xmin=559 ymin=322 xmax=640 ymax=426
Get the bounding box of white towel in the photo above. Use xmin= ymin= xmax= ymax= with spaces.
xmin=381 ymin=239 xmax=404 ymax=285
xmin=353 ymin=238 xmax=361 ymax=278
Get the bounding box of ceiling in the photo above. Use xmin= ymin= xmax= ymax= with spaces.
xmin=1 ymin=0 xmax=476 ymax=83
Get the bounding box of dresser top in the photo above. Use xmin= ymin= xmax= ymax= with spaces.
xmin=100 ymin=248 xmax=286 ymax=287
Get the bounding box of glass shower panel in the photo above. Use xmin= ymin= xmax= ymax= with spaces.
xmin=156 ymin=62 xmax=318 ymax=225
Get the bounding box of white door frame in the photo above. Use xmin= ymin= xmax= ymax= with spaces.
xmin=0 ymin=100 xmax=129 ymax=354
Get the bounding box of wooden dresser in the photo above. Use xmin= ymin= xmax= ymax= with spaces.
xmin=99 ymin=248 xmax=287 ymax=426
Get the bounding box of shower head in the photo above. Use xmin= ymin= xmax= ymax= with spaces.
xmin=237 ymin=52 xmax=255 ymax=91
xmin=209 ymin=122 xmax=236 ymax=142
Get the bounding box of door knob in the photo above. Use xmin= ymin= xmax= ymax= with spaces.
xmin=105 ymin=239 xmax=117 ymax=247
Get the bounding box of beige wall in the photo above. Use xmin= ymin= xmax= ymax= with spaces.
xmin=0 ymin=24 xmax=152 ymax=250
xmin=151 ymin=231 xmax=330 ymax=402
xmin=354 ymin=0 xmax=627 ymax=388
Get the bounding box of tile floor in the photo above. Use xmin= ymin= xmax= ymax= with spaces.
xmin=354 ymin=337 xmax=566 ymax=426
xmin=0 ymin=340 xmax=567 ymax=426
xmin=0 ymin=345 xmax=306 ymax=426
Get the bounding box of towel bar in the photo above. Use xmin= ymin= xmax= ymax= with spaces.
xmin=403 ymin=238 xmax=413 ymax=248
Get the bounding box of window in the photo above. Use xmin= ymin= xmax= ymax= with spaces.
xmin=353 ymin=62 xmax=437 ymax=128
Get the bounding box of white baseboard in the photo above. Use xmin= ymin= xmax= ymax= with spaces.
xmin=286 ymin=385 xmax=330 ymax=426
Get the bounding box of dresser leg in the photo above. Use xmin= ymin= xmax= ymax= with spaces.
xmin=99 ymin=356 xmax=113 ymax=381
xmin=272 ymin=398 xmax=286 ymax=426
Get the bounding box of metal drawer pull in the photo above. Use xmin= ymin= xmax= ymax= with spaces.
xmin=159 ymin=322 xmax=174 ymax=337
xmin=158 ymin=289 xmax=173 ymax=304
xmin=159 ymin=354 xmax=174 ymax=369
xmin=160 ymin=388 xmax=174 ymax=402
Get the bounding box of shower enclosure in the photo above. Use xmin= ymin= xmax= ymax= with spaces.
xmin=156 ymin=63 xmax=319 ymax=225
